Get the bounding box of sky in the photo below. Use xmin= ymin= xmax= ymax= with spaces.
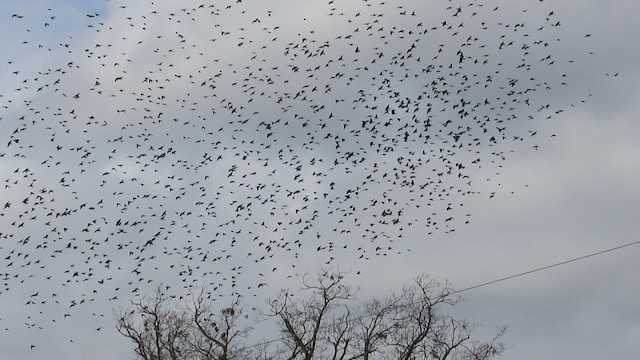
xmin=0 ymin=0 xmax=639 ymax=359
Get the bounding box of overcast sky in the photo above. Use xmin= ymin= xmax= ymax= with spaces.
xmin=0 ymin=0 xmax=638 ymax=359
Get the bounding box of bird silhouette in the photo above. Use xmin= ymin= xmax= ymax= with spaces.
xmin=0 ymin=0 xmax=609 ymax=354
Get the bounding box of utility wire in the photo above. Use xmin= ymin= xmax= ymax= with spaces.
xmin=239 ymin=239 xmax=640 ymax=351
xmin=451 ymin=239 xmax=640 ymax=294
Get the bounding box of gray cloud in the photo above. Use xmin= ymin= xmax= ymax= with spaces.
xmin=0 ymin=0 xmax=637 ymax=359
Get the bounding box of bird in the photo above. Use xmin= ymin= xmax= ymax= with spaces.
xmin=0 ymin=0 xmax=610 ymax=354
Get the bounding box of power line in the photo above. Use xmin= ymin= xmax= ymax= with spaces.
xmin=239 ymin=239 xmax=640 ymax=351
xmin=451 ymin=239 xmax=640 ymax=294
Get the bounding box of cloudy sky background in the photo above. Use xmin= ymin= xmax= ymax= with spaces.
xmin=0 ymin=0 xmax=638 ymax=359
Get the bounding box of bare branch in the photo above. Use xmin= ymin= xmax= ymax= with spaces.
xmin=115 ymin=272 xmax=506 ymax=360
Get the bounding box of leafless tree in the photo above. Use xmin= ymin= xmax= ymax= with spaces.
xmin=115 ymin=285 xmax=192 ymax=360
xmin=265 ymin=270 xmax=506 ymax=360
xmin=184 ymin=287 xmax=252 ymax=360
xmin=116 ymin=271 xmax=506 ymax=360
xmin=264 ymin=269 xmax=356 ymax=360
xmin=116 ymin=284 xmax=252 ymax=360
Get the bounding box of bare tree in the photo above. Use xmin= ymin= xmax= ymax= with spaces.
xmin=185 ymin=287 xmax=252 ymax=360
xmin=264 ymin=269 xmax=356 ymax=360
xmin=383 ymin=275 xmax=506 ymax=360
xmin=265 ymin=270 xmax=505 ymax=360
xmin=350 ymin=295 xmax=402 ymax=360
xmin=116 ymin=284 xmax=252 ymax=360
xmin=116 ymin=271 xmax=506 ymax=360
xmin=116 ymin=285 xmax=192 ymax=360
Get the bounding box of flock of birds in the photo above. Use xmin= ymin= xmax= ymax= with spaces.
xmin=0 ymin=0 xmax=601 ymax=353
